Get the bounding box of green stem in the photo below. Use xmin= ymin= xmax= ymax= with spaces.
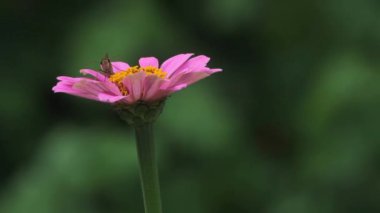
xmin=134 ymin=123 xmax=162 ymax=213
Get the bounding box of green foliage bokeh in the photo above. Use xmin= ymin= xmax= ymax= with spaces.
xmin=0 ymin=0 xmax=379 ymax=212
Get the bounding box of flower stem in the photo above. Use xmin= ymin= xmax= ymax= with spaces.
xmin=134 ymin=123 xmax=162 ymax=213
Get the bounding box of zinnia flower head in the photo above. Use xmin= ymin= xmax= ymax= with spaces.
xmin=53 ymin=53 xmax=222 ymax=105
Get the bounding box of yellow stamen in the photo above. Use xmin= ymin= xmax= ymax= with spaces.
xmin=108 ymin=66 xmax=166 ymax=95
xmin=141 ymin=66 xmax=167 ymax=78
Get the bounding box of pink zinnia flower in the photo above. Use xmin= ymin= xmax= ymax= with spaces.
xmin=52 ymin=53 xmax=222 ymax=104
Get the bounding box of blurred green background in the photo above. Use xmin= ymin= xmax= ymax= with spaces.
xmin=0 ymin=0 xmax=379 ymax=212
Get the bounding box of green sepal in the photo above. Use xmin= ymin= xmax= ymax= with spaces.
xmin=114 ymin=100 xmax=166 ymax=126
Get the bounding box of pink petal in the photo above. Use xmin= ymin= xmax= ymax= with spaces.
xmin=176 ymin=71 xmax=210 ymax=86
xmin=123 ymin=94 xmax=135 ymax=103
xmin=173 ymin=55 xmax=210 ymax=76
xmin=112 ymin=62 xmax=130 ymax=72
xmin=72 ymin=79 xmax=108 ymax=95
xmin=167 ymin=83 xmax=187 ymax=91
xmin=185 ymin=55 xmax=210 ymax=69
xmin=101 ymin=80 xmax=122 ymax=96
xmin=161 ymin=53 xmax=193 ymax=77
xmin=139 ymin=57 xmax=159 ymax=68
xmin=158 ymin=83 xmax=188 ymax=97
xmin=206 ymin=68 xmax=223 ymax=74
xmin=98 ymin=93 xmax=125 ymax=103
xmin=53 ymin=77 xmax=122 ymax=103
xmin=142 ymin=75 xmax=167 ymax=102
xmin=122 ymin=72 xmax=146 ymax=104
xmin=56 ymin=76 xmax=82 ymax=82
xmin=148 ymin=90 xmax=170 ymax=102
xmin=53 ymin=80 xmax=100 ymax=101
xmin=80 ymin=69 xmax=107 ymax=81
xmin=80 ymin=70 xmax=124 ymax=96
xmin=163 ymin=71 xmax=213 ymax=91
xmin=169 ymin=55 xmax=221 ymax=78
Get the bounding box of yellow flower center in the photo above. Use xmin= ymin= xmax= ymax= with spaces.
xmin=108 ymin=66 xmax=166 ymax=95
